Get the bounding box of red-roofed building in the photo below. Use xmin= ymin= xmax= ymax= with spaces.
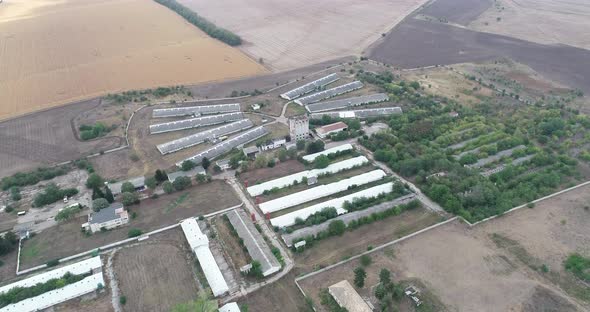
xmin=315 ymin=121 xmax=348 ymax=139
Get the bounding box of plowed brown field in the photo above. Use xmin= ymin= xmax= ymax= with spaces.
xmin=0 ymin=0 xmax=266 ymax=120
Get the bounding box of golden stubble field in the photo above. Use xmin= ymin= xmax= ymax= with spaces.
xmin=0 ymin=0 xmax=266 ymax=120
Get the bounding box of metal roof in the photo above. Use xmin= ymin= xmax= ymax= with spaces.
xmin=246 ymin=156 xmax=369 ymax=197
xmin=0 ymin=256 xmax=102 ymax=294
xmin=306 ymin=93 xmax=389 ymax=113
xmin=226 ymin=210 xmax=281 ymax=276
xmin=219 ymin=302 xmax=241 ymax=312
xmin=152 ymin=103 xmax=240 ymax=118
xmin=156 ymin=119 xmax=253 ymax=154
xmin=180 ymin=219 xmax=229 ymax=297
xmin=328 ymin=280 xmax=372 ymax=312
xmin=167 ymin=167 xmax=206 ymax=182
xmin=259 ymin=170 xmax=386 ymax=214
xmin=294 ymin=81 xmax=363 ymax=105
xmin=149 ymin=112 xmax=244 ymax=134
xmin=177 ymin=126 xmax=269 ymax=166
xmin=270 ymin=182 xmax=394 ymax=228
xmin=309 ymin=107 xmax=402 ymax=120
xmin=302 ymin=144 xmax=353 ymax=162
xmin=280 ymin=74 xmax=339 ymax=100
xmin=89 ymin=203 xmax=124 ymax=224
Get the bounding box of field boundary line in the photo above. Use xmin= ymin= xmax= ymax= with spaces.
xmin=295 ymin=216 xmax=458 ymax=282
xmin=15 ymin=202 xmax=240 ymax=276
xmin=463 ymin=180 xmax=590 ymax=227
xmin=204 ymin=203 xmax=244 ymax=218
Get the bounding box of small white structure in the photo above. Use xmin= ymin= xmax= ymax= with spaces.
xmin=259 ymin=138 xmax=287 ymax=151
xmin=243 ymin=146 xmax=260 ymax=158
xmin=251 ymin=103 xmax=261 ymax=111
xmin=216 ymin=159 xmax=231 ymax=170
xmin=328 ymin=280 xmax=373 ymax=312
xmin=83 ymin=203 xmax=129 ymax=233
xmin=289 ymin=116 xmax=310 ymax=141
xmin=181 ymin=219 xmax=229 ymax=297
xmin=219 ymin=302 xmax=241 ymax=312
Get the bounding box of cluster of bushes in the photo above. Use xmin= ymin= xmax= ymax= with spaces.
xmin=294 ymin=207 xmax=338 ymax=228
xmin=292 ymin=200 xmax=420 ymax=248
xmin=0 ymin=272 xmax=88 ymax=308
xmin=106 ymin=86 xmax=187 ymax=103
xmin=55 ymin=203 xmax=82 ymax=221
xmin=154 ymin=0 xmax=242 ymax=46
xmin=79 ymin=122 xmax=115 ymax=141
xmin=0 ymin=232 xmax=18 ymax=257
xmin=564 ymin=253 xmax=590 ymax=282
xmin=127 ymin=228 xmax=143 ymax=238
xmin=1 ymin=166 xmax=68 ymax=190
xmin=305 ymin=140 xmax=325 ymax=154
xmin=374 ymin=268 xmax=405 ymax=311
xmin=33 ymin=184 xmax=78 ymax=207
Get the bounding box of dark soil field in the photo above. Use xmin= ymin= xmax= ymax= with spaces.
xmin=369 ymin=18 xmax=590 ymax=93
xmin=0 ymin=98 xmax=122 ymax=178
xmin=18 ymin=181 xmax=239 ymax=270
xmin=419 ymin=0 xmax=492 ymax=25
xmin=113 ymin=229 xmax=199 ymax=312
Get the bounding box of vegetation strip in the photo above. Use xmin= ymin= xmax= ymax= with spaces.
xmin=153 ymin=0 xmax=242 ymax=46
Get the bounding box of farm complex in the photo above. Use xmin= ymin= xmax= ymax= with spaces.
xmin=0 ymin=0 xmax=589 ymax=311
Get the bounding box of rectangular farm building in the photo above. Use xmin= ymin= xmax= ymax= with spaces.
xmin=226 ymin=209 xmax=281 ymax=276
xmin=280 ymin=73 xmax=339 ymax=100
xmin=303 ymin=143 xmax=353 ymax=162
xmin=294 ymin=81 xmax=363 ymax=105
xmin=246 ymin=156 xmax=368 ymax=196
xmin=310 ymin=107 xmax=402 ymax=120
xmin=152 ymin=103 xmax=240 ymax=118
xmin=180 ymin=219 xmax=229 ymax=297
xmin=329 ymin=280 xmax=372 ymax=312
xmin=315 ymin=121 xmax=348 ymax=139
xmin=270 ymin=182 xmax=395 ymax=228
xmin=167 ymin=166 xmax=206 ymax=182
xmin=177 ymin=126 xmax=269 ymax=166
xmin=306 ymin=93 xmax=389 ymax=113
xmin=149 ymin=112 xmax=244 ymax=134
xmin=259 ymin=170 xmax=386 ymax=214
xmin=156 ymin=119 xmax=253 ymax=154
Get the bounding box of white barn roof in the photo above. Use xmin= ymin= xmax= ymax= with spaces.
xmin=280 ymin=73 xmax=339 ymax=100
xmin=0 ymin=256 xmax=102 ymax=294
xmin=259 ymin=170 xmax=386 ymax=214
xmin=302 ymin=144 xmax=353 ymax=162
xmin=219 ymin=302 xmax=241 ymax=312
xmin=180 ymin=219 xmax=229 ymax=297
xmin=246 ymin=156 xmax=368 ymax=197
xmin=270 ymin=182 xmax=394 ymax=228
xmin=0 ymin=273 xmax=105 ymax=312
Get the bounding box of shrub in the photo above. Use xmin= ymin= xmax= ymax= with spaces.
xmin=353 ymin=267 xmax=366 ymax=288
xmin=120 ymin=182 xmax=135 ymax=194
xmin=86 ymin=173 xmax=104 ymax=189
xmin=33 ymin=184 xmax=79 ymax=207
xmin=128 ymin=228 xmax=143 ymax=238
xmin=327 ymin=220 xmax=346 ymax=236
xmin=121 ymin=192 xmax=139 ymax=206
xmin=173 ymin=176 xmax=192 ymax=191
xmin=1 ymin=167 xmax=68 ymax=190
xmin=10 ymin=187 xmax=21 ymax=201
xmin=120 ymin=296 xmax=127 ymax=305
xmin=181 ymin=160 xmax=196 ymax=171
xmin=46 ymin=259 xmax=60 ymax=267
xmin=163 ymin=181 xmax=175 ymax=194
xmin=92 ymin=198 xmax=110 ymax=212
xmin=360 ymin=254 xmax=372 ymax=267
xmin=314 ymin=155 xmax=330 ymax=169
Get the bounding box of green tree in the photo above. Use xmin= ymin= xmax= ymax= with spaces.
xmin=196 ymin=174 xmax=207 ymax=183
xmin=314 ymin=155 xmax=330 ymax=169
xmin=121 ymin=182 xmax=135 ymax=194
xmin=181 ymin=160 xmax=196 ymax=171
xmin=360 ymin=254 xmax=372 ymax=267
xmin=86 ymin=173 xmax=103 ymax=189
xmin=202 ymin=157 xmax=210 ymax=170
xmin=379 ymin=269 xmax=391 ymax=285
xmin=9 ymin=187 xmax=21 ymax=201
xmin=154 ymin=169 xmax=168 ymax=183
xmin=163 ymin=181 xmax=175 ymax=194
xmin=92 ymin=198 xmax=110 ymax=212
xmin=104 ymin=187 xmax=115 ymax=203
xmin=278 ymin=149 xmax=288 ymax=162
xmin=327 ymin=220 xmax=346 ymax=236
xmin=128 ymin=228 xmax=143 ymax=238
xmin=145 ymin=177 xmax=157 ymax=190
xmin=173 ymin=176 xmax=192 ymax=191
xmin=121 ymin=192 xmax=139 ymax=206
xmin=354 ymin=267 xmax=366 ymax=288
xmin=92 ymin=187 xmax=105 ymax=200
xmin=306 ymin=140 xmax=325 ymax=154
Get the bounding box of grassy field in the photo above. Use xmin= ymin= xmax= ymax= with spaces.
xmin=18 ymin=181 xmax=240 ymax=269
xmin=0 ymin=0 xmax=265 ymax=120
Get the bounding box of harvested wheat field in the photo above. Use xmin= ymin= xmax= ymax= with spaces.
xmin=0 ymin=0 xmax=265 ymax=120
xmin=469 ymin=0 xmax=590 ymax=50
xmin=178 ymin=0 xmax=429 ymax=71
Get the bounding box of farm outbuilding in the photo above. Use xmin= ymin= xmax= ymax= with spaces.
xmin=328 ymin=280 xmax=373 ymax=312
xmin=280 ymin=73 xmax=339 ymax=100
xmin=315 ymin=121 xmax=348 ymax=139
xmin=310 ymin=107 xmax=402 ymax=120
xmin=219 ymin=302 xmax=241 ymax=312
xmin=180 ymin=219 xmax=229 ymax=297
xmin=294 ymin=81 xmax=363 ymax=105
xmin=108 ymin=177 xmax=146 ymax=195
xmin=302 ymin=143 xmax=353 ymax=162
xmin=306 ymin=93 xmax=389 ymax=113
xmin=167 ymin=166 xmax=206 ymax=183
xmin=270 ymin=182 xmax=395 ymax=228
xmin=246 ymin=156 xmax=368 ymax=196
xmin=83 ymin=202 xmax=129 ymax=233
xmin=149 ymin=112 xmax=244 ymax=134
xmin=152 ymin=103 xmax=241 ymax=118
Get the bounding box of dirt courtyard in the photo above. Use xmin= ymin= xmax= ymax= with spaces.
xmin=0 ymin=0 xmax=265 ymax=120
xmin=299 ymin=184 xmax=590 ymax=311
xmin=178 ymin=0 xmax=428 ymax=71
xmin=113 ymin=229 xmax=200 ymax=312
